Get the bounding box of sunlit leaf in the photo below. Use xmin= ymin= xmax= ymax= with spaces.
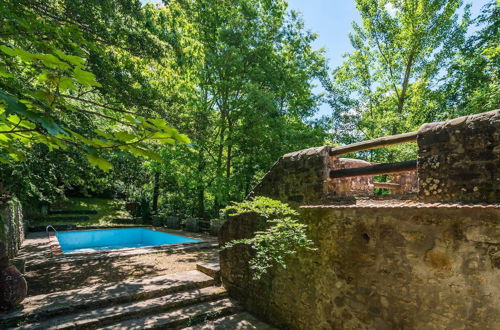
xmin=86 ymin=154 xmax=113 ymax=171
xmin=73 ymin=66 xmax=102 ymax=87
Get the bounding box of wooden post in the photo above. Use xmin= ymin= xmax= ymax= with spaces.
xmin=329 ymin=131 xmax=417 ymax=156
xmin=373 ymin=182 xmax=402 ymax=189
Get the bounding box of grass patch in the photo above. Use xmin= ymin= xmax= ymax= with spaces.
xmin=36 ymin=197 xmax=134 ymax=227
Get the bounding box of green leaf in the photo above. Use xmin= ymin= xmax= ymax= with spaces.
xmin=114 ymin=131 xmax=136 ymax=141
xmin=0 ymin=67 xmax=13 ymax=78
xmin=34 ymin=54 xmax=70 ymax=70
xmin=0 ymin=46 xmax=37 ymax=63
xmin=0 ymin=90 xmax=66 ymax=136
xmin=58 ymin=77 xmax=76 ymax=93
xmin=54 ymin=49 xmax=86 ymax=66
xmin=126 ymin=146 xmax=162 ymax=161
xmin=0 ymin=45 xmax=17 ymax=56
xmin=86 ymin=154 xmax=113 ymax=171
xmin=73 ymin=67 xmax=102 ymax=87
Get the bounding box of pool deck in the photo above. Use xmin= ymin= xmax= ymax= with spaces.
xmin=16 ymin=227 xmax=217 ymax=266
xmin=14 ymin=227 xmax=220 ymax=296
xmin=3 ymin=227 xmax=275 ymax=329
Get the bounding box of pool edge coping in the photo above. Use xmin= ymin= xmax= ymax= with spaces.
xmin=20 ymin=226 xmax=217 ymax=270
xmin=55 ymin=227 xmax=203 ymax=254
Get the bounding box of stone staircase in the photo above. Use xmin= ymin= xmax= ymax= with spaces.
xmin=0 ymin=269 xmax=273 ymax=329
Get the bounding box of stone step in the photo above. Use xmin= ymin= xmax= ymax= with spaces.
xmin=101 ymin=298 xmax=241 ymax=330
xmin=196 ymin=262 xmax=220 ymax=281
xmin=182 ymin=312 xmax=276 ymax=329
xmin=48 ymin=210 xmax=98 ymax=215
xmin=42 ymin=215 xmax=91 ymax=222
xmin=28 ymin=224 xmax=77 ymax=232
xmin=17 ymin=286 xmax=228 ymax=330
xmin=0 ymin=270 xmax=214 ymax=326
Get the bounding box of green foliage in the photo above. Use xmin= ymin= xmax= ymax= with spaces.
xmin=0 ymin=0 xmax=191 ymax=170
xmin=37 ymin=197 xmax=132 ymax=226
xmin=326 ymin=0 xmax=471 ymax=162
xmin=440 ymin=1 xmax=500 ymax=117
xmin=151 ymin=0 xmax=328 ymax=216
xmin=222 ymin=196 xmax=315 ymax=279
xmin=0 ymin=0 xmax=328 ymax=214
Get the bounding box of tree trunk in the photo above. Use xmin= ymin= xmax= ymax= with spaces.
xmin=197 ymin=150 xmax=206 ymax=218
xmin=152 ymin=171 xmax=160 ymax=213
xmin=392 ymin=49 xmax=417 ymax=134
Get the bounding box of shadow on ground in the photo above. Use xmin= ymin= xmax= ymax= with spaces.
xmin=26 ymin=249 xmax=219 ymax=296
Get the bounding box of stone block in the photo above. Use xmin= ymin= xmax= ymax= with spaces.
xmin=417 ymin=109 xmax=500 ymax=203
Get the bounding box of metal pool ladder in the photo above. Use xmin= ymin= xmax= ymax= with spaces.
xmin=46 ymin=225 xmax=58 ymax=239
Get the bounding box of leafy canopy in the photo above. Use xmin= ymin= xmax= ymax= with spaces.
xmin=0 ymin=0 xmax=190 ymax=170
xmin=325 ymin=0 xmax=471 ymax=161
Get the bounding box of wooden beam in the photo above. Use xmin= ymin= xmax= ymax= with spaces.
xmin=329 ymin=131 xmax=418 ymax=156
xmin=373 ymin=182 xmax=401 ymax=189
xmin=329 ymin=160 xmax=417 ymax=179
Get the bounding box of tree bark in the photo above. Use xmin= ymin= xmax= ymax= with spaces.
xmin=152 ymin=171 xmax=160 ymax=213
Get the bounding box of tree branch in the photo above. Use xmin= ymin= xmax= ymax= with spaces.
xmin=0 ymin=129 xmax=37 ymax=134
xmin=58 ymin=94 xmax=137 ymax=115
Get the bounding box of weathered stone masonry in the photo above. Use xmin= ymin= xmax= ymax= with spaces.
xmin=418 ymin=110 xmax=500 ymax=203
xmin=220 ymin=109 xmax=500 ymax=329
xmin=0 ymin=197 xmax=24 ymax=260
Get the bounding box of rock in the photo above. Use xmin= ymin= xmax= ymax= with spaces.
xmin=166 ymin=216 xmax=181 ymax=229
xmin=0 ymin=264 xmax=27 ymax=309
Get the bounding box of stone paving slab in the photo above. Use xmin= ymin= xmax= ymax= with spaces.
xmin=101 ymin=298 xmax=241 ymax=330
xmin=184 ymin=312 xmax=276 ymax=329
xmin=196 ymin=262 xmax=220 ymax=280
xmin=27 ymin=241 xmax=218 ymax=270
xmin=13 ymin=232 xmax=52 ymax=265
xmin=17 ymin=286 xmax=227 ymax=330
xmin=0 ymin=270 xmax=214 ymax=324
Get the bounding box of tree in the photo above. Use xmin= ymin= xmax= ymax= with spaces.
xmin=439 ymin=0 xmax=499 ymax=117
xmin=326 ymin=0 xmax=470 ymax=161
xmin=0 ymin=0 xmax=191 ymax=171
xmin=161 ymin=0 xmax=328 ymax=216
xmin=0 ymin=0 xmax=200 ymax=202
xmin=1 ymin=0 xmax=330 ymax=216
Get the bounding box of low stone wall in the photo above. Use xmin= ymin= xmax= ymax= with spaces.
xmin=220 ymin=110 xmax=500 ymax=329
xmin=418 ymin=109 xmax=500 ymax=203
xmin=220 ymin=205 xmax=500 ymax=329
xmin=249 ymin=147 xmax=330 ymax=206
xmin=327 ymin=158 xmax=373 ymax=197
xmin=249 ymin=148 xmax=382 ymax=205
xmin=389 ymin=170 xmax=418 ymax=194
xmin=0 ymin=198 xmax=24 ymax=259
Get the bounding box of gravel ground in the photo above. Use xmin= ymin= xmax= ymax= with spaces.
xmin=26 ymin=248 xmax=219 ymax=296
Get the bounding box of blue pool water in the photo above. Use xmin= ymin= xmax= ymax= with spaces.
xmin=56 ymin=228 xmax=200 ymax=254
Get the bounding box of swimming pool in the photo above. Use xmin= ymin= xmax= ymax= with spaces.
xmin=56 ymin=228 xmax=201 ymax=254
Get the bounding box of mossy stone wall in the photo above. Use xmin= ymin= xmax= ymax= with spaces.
xmin=0 ymin=197 xmax=24 ymax=259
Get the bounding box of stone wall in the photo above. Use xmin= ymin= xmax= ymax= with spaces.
xmin=0 ymin=198 xmax=24 ymax=259
xmin=247 ymin=110 xmax=500 ymax=205
xmin=249 ymin=148 xmax=381 ymax=206
xmin=220 ymin=205 xmax=500 ymax=329
xmin=418 ymin=110 xmax=500 ymax=203
xmin=220 ymin=109 xmax=500 ymax=329
xmin=389 ymin=170 xmax=418 ymax=194
xmin=249 ymin=147 xmax=330 ymax=206
xmin=327 ymin=158 xmax=373 ymax=197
